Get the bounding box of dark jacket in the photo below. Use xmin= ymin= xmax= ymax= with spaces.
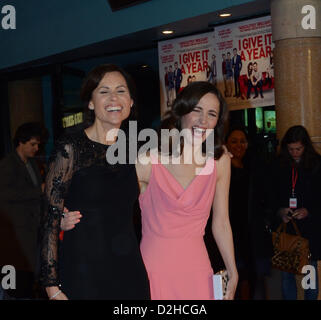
xmin=0 ymin=151 xmax=43 ymax=273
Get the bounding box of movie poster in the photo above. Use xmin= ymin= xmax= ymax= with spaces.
xmin=214 ymin=16 xmax=275 ymax=110
xmin=158 ymin=32 xmax=216 ymax=117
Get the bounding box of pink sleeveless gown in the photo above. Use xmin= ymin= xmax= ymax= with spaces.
xmin=139 ymin=157 xmax=217 ymax=300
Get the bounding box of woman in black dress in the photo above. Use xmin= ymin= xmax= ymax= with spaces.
xmin=40 ymin=64 xmax=150 ymax=300
xmin=225 ymin=127 xmax=272 ymax=299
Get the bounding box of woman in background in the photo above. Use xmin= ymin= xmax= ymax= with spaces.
xmin=226 ymin=127 xmax=272 ymax=299
xmin=268 ymin=125 xmax=321 ymax=300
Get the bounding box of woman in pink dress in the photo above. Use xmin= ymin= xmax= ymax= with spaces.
xmin=136 ymin=81 xmax=238 ymax=300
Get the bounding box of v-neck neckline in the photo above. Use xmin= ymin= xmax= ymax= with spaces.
xmin=158 ymin=159 xmax=211 ymax=192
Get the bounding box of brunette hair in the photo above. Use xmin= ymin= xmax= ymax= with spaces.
xmin=162 ymin=81 xmax=228 ymax=160
xmin=80 ymin=64 xmax=137 ymax=128
xmin=226 ymin=125 xmax=251 ymax=167
xmin=13 ymin=122 xmax=44 ymax=148
xmin=279 ymin=125 xmax=320 ymax=170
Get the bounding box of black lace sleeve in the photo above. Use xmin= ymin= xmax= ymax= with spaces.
xmin=39 ymin=138 xmax=74 ymax=287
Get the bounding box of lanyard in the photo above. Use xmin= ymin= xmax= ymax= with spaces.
xmin=292 ymin=166 xmax=298 ymax=195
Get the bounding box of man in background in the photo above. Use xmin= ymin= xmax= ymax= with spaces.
xmin=164 ymin=66 xmax=170 ymax=107
xmin=0 ymin=122 xmax=45 ymax=299
xmin=225 ymin=52 xmax=234 ymax=97
xmin=168 ymin=65 xmax=176 ymax=107
xmin=232 ymin=48 xmax=242 ymax=98
xmin=252 ymin=62 xmax=264 ymax=99
xmin=210 ymin=54 xmax=217 ymax=86
xmin=173 ymin=62 xmax=183 ymax=95
xmin=222 ymin=53 xmax=227 ymax=96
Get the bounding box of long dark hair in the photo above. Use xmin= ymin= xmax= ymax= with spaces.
xmin=279 ymin=125 xmax=320 ymax=170
xmin=161 ymin=81 xmax=228 ymax=160
xmin=80 ymin=64 xmax=137 ymax=130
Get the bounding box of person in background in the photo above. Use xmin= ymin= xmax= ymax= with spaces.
xmin=168 ymin=65 xmax=176 ymax=107
xmin=225 ymin=52 xmax=233 ymax=97
xmin=265 ymin=51 xmax=274 ymax=88
xmin=232 ymin=48 xmax=242 ymax=98
xmin=0 ymin=122 xmax=45 ymax=299
xmin=267 ymin=125 xmax=321 ymax=300
xmin=246 ymin=62 xmax=254 ymax=99
xmin=177 ymin=75 xmax=192 ymax=95
xmin=222 ymin=53 xmax=227 ymax=97
xmin=225 ymin=126 xmax=272 ymax=299
xmin=174 ymin=62 xmax=183 ymax=95
xmin=164 ymin=66 xmax=170 ymax=107
xmin=209 ymin=54 xmax=217 ymax=86
xmin=251 ymin=62 xmax=264 ymax=99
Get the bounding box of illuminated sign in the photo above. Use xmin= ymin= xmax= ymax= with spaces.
xmin=62 ymin=112 xmax=83 ymax=128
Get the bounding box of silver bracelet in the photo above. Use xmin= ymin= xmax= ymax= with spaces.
xmin=49 ymin=290 xmax=62 ymax=300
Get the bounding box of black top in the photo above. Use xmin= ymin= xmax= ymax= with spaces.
xmin=40 ymin=130 xmax=150 ymax=299
xmin=229 ymin=166 xmax=250 ymax=265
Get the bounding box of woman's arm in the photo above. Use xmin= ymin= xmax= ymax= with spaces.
xmin=212 ymin=153 xmax=238 ymax=300
xmin=250 ymin=73 xmax=256 ymax=86
xmin=40 ymin=141 xmax=74 ymax=300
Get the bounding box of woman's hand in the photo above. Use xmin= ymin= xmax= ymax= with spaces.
xmin=279 ymin=208 xmax=293 ymax=223
xmin=292 ymin=208 xmax=309 ymax=220
xmin=46 ymin=286 xmax=68 ymax=300
xmin=224 ymin=272 xmax=238 ymax=300
xmin=60 ymin=207 xmax=82 ymax=231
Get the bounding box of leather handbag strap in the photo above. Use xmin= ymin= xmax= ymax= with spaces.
xmin=290 ymin=219 xmax=302 ymax=237
xmin=277 ymin=220 xmax=302 ymax=237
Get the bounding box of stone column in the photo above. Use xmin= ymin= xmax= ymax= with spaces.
xmin=270 ymin=0 xmax=321 ymax=154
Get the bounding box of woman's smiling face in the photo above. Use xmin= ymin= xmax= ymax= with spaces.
xmin=180 ymin=92 xmax=220 ymax=145
xmin=89 ymin=71 xmax=133 ymax=129
xmin=226 ymin=130 xmax=248 ymax=160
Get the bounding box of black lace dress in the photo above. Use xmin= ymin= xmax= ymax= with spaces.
xmin=40 ymin=130 xmax=150 ymax=299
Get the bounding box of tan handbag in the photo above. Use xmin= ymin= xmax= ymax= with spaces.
xmin=271 ymin=220 xmax=310 ymax=274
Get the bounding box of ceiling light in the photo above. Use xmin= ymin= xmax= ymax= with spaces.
xmin=162 ymin=30 xmax=174 ymax=35
xmin=219 ymin=13 xmax=232 ymax=17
